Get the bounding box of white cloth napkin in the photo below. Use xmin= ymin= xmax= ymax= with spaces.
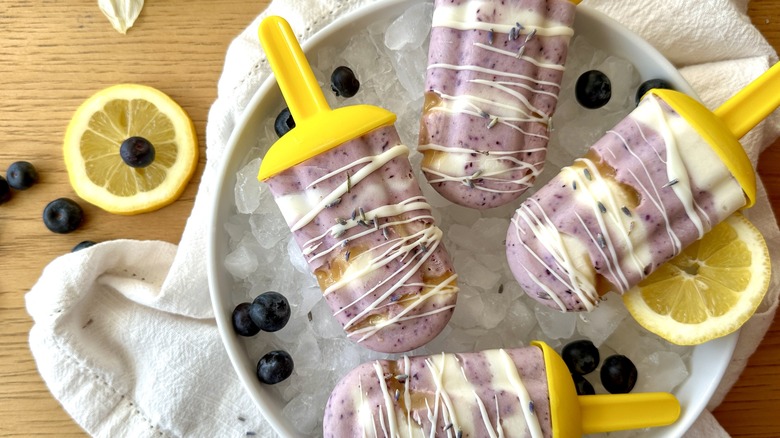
xmin=26 ymin=0 xmax=780 ymax=437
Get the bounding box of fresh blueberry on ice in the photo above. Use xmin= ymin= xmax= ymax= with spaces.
xmin=635 ymin=78 xmax=674 ymax=105
xmin=274 ymin=107 xmax=296 ymax=138
xmin=330 ymin=66 xmax=360 ymax=98
xmin=573 ymin=373 xmax=596 ymax=396
xmin=72 ymin=240 xmax=97 ymax=252
xmin=232 ymin=302 xmax=261 ymax=337
xmin=575 ymin=70 xmax=612 ymax=109
xmin=562 ymin=339 xmax=600 ymax=375
xmin=249 ymin=291 xmax=291 ymax=332
xmin=257 ymin=350 xmax=294 ymax=384
xmin=0 ymin=176 xmax=11 ymax=204
xmin=43 ymin=198 xmax=84 ymax=234
xmin=600 ymin=354 xmax=638 ymax=394
xmin=6 ymin=161 xmax=39 ymax=190
xmin=120 ymin=136 xmax=156 ymax=168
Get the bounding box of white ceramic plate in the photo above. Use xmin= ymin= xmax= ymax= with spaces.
xmin=207 ymin=1 xmax=737 ymax=436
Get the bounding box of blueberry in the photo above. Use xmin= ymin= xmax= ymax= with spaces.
xmin=600 ymin=354 xmax=638 ymax=394
xmin=43 ymin=198 xmax=84 ymax=234
xmin=330 ymin=66 xmax=360 ymax=98
xmin=232 ymin=302 xmax=261 ymax=337
xmin=274 ymin=107 xmax=296 ymax=138
xmin=636 ymin=78 xmax=674 ymax=105
xmin=120 ymin=136 xmax=156 ymax=168
xmin=572 ymin=373 xmax=595 ymax=396
xmin=0 ymin=176 xmax=11 ymax=204
xmin=575 ymin=70 xmax=612 ymax=109
xmin=72 ymin=240 xmax=97 ymax=252
xmin=257 ymin=350 xmax=294 ymax=384
xmin=561 ymin=339 xmax=600 ymax=375
xmin=6 ymin=161 xmax=39 ymax=190
xmin=249 ymin=291 xmax=291 ymax=332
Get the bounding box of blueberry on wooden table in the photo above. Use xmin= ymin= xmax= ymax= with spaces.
xmin=0 ymin=176 xmax=11 ymax=204
xmin=120 ymin=136 xmax=156 ymax=168
xmin=257 ymin=350 xmax=294 ymax=384
xmin=575 ymin=70 xmax=612 ymax=109
xmin=6 ymin=161 xmax=39 ymax=190
xmin=330 ymin=66 xmax=360 ymax=98
xmin=635 ymin=78 xmax=674 ymax=105
xmin=43 ymin=198 xmax=84 ymax=234
xmin=600 ymin=354 xmax=638 ymax=394
xmin=249 ymin=291 xmax=291 ymax=332
xmin=72 ymin=240 xmax=97 ymax=252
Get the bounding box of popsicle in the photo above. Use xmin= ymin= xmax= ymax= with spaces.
xmin=323 ymin=341 xmax=680 ymax=437
xmin=506 ymin=62 xmax=780 ymax=311
xmin=418 ymin=0 xmax=578 ymax=209
xmin=257 ymin=17 xmax=458 ymax=353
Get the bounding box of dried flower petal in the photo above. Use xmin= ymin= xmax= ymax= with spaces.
xmin=98 ymin=0 xmax=145 ymax=35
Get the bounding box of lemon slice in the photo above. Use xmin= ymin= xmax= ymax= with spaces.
xmin=64 ymin=84 xmax=198 ymax=215
xmin=623 ymin=212 xmax=771 ymax=346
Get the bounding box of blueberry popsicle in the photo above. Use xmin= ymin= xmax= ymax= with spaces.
xmin=418 ymin=0 xmax=578 ymax=209
xmin=323 ymin=341 xmax=680 ymax=437
xmin=257 ymin=17 xmax=458 ymax=353
xmin=505 ymin=61 xmax=780 ymax=311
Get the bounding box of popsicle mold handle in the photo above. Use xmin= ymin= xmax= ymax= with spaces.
xmin=714 ymin=61 xmax=780 ymax=140
xmin=579 ymin=392 xmax=681 ymax=434
xmin=650 ymin=88 xmax=757 ymax=208
xmin=258 ymin=16 xmax=330 ymax=122
xmin=256 ymin=16 xmax=396 ymax=180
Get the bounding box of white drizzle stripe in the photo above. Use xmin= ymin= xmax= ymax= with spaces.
xmin=374 ymin=361 xmax=399 ymax=437
xmin=473 ymin=43 xmax=566 ymax=71
xmin=607 ymin=128 xmax=682 ymax=252
xmin=431 ymin=90 xmax=549 ymax=125
xmin=573 ymin=161 xmax=631 ymax=291
xmin=418 ymin=143 xmax=546 ymax=155
xmin=426 ymin=354 xmax=461 ymax=435
xmin=473 ymin=390 xmax=498 ymax=438
xmin=513 ymin=200 xmax=599 ymax=310
xmin=432 ymin=5 xmax=573 ymax=37
xmin=499 ymin=350 xmax=543 ymax=438
xmin=644 ymin=97 xmax=706 ymax=238
xmin=495 ymin=396 xmax=505 ymax=438
xmin=427 ymin=63 xmax=561 ymax=89
xmin=290 ymin=145 xmax=409 ymax=231
xmin=520 ymin=263 xmax=567 ymax=311
xmin=471 ymin=79 xmax=555 ymax=118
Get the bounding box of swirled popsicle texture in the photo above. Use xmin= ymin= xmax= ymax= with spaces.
xmin=506 ymin=94 xmax=747 ymax=311
xmin=419 ymin=0 xmax=576 ymax=209
xmin=267 ymin=126 xmax=458 ymax=352
xmin=323 ymin=346 xmax=551 ymax=438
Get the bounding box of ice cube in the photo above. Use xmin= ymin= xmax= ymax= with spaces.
xmin=235 ymin=158 xmax=263 ymax=214
xmin=633 ymin=351 xmax=689 ymax=394
xmin=449 ymin=289 xmax=484 ymax=329
xmin=384 ymin=2 xmax=434 ymax=51
xmin=575 ymin=293 xmax=629 ymax=346
xmin=534 ymin=303 xmax=577 ymax=340
xmin=224 ymin=245 xmax=258 ymax=280
xmin=283 ymin=392 xmax=321 ymax=435
xmin=504 ymin=294 xmax=538 ymax=340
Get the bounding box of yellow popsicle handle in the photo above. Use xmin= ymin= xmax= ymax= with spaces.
xmin=579 ymin=392 xmax=681 ymax=435
xmin=259 ymin=16 xmax=330 ymax=123
xmin=256 ymin=16 xmax=396 ymax=180
xmin=714 ymin=61 xmax=780 ymax=140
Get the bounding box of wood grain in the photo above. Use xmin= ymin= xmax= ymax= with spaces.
xmin=0 ymin=1 xmax=777 ymax=436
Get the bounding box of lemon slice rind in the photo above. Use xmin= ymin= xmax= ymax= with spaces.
xmin=623 ymin=212 xmax=771 ymax=346
xmin=64 ymin=84 xmax=198 ymax=215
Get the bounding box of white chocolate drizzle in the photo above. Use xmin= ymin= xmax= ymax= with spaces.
xmin=508 ymin=94 xmax=745 ymax=310
xmin=356 ymin=349 xmax=543 ymax=437
xmin=420 ymin=1 xmax=573 ymax=196
xmin=273 ymin=141 xmax=458 ymax=347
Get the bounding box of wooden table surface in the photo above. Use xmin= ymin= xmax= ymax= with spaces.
xmin=0 ymin=1 xmax=778 ymax=436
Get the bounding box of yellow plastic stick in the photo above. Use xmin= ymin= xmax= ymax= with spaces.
xmin=532 ymin=341 xmax=681 ymax=438
xmin=257 ymin=16 xmax=396 ymax=181
xmin=714 ymin=61 xmax=780 ymax=140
